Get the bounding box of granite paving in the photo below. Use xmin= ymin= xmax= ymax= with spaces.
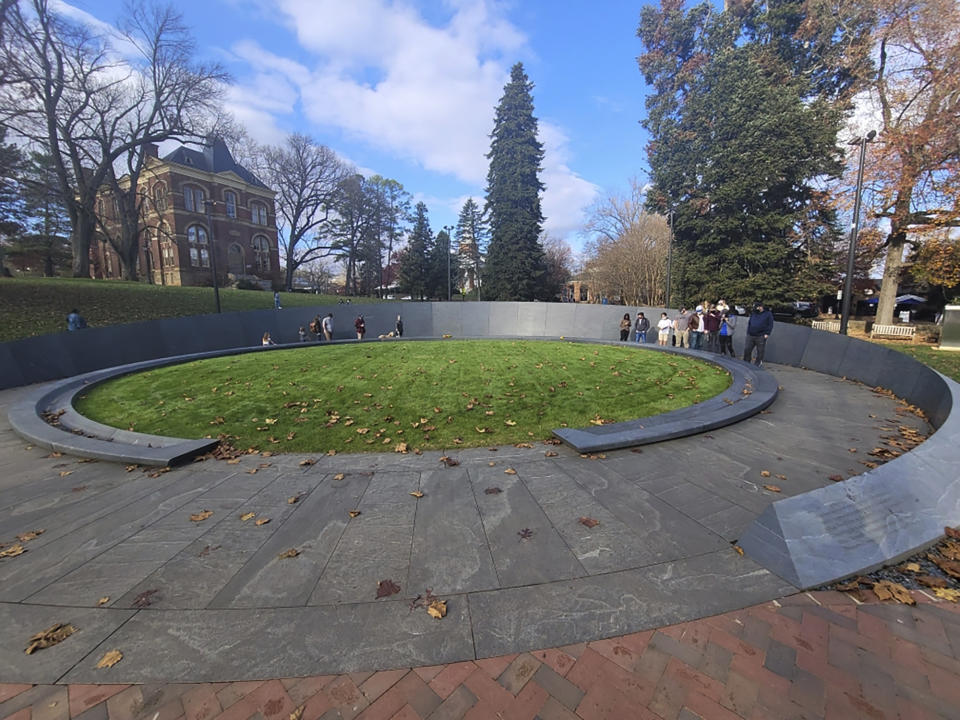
xmin=0 ymin=365 xmax=933 ymax=685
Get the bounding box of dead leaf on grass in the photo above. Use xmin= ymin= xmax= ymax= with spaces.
xmin=579 ymin=517 xmax=600 ymax=528
xmin=95 ymin=649 xmax=123 ymax=669
xmin=376 ymin=579 xmax=401 ymax=598
xmin=872 ymin=580 xmax=916 ymax=604
xmin=25 ymin=623 xmax=76 ymax=654
xmin=190 ymin=510 xmax=213 ymax=522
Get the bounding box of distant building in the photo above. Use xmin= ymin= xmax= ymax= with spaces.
xmin=91 ymin=137 xmax=281 ymax=288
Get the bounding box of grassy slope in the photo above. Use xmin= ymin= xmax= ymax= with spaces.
xmin=0 ymin=277 xmax=379 ymax=342
xmin=876 ymin=341 xmax=960 ymax=383
xmin=76 ymin=340 xmax=731 ymax=453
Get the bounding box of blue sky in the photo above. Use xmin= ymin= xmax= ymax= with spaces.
xmin=63 ymin=0 xmax=655 ymax=250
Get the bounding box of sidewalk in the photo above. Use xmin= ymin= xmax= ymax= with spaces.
xmin=2 ymin=590 xmax=957 ymax=720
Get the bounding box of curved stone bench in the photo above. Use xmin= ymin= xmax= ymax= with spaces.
xmin=6 ymin=336 xmax=776 ymax=465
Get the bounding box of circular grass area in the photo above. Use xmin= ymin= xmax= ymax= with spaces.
xmin=75 ymin=340 xmax=731 ymax=454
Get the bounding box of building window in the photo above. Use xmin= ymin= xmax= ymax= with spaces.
xmin=250 ymin=201 xmax=267 ymax=225
xmin=154 ymin=183 xmax=168 ymax=212
xmin=253 ymin=235 xmax=270 ymax=273
xmin=162 ymin=243 xmax=175 ymax=267
xmin=187 ymin=224 xmax=209 ymax=267
xmin=183 ymin=185 xmax=206 ymax=213
xmin=224 ymin=191 xmax=237 ymax=219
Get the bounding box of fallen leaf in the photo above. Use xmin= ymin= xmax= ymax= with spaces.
xmin=376 ymin=579 xmax=401 ymax=598
xmin=917 ymin=574 xmax=949 ymax=588
xmin=775 ymin=474 xmax=787 ymax=481
xmin=198 ymin=544 xmax=220 ymax=557
xmin=24 ymin=623 xmax=76 ymax=654
xmin=829 ymin=474 xmax=844 ymax=482
xmin=289 ymin=705 xmax=305 ymax=720
xmin=240 ymin=512 xmax=256 ymax=522
xmin=763 ymin=485 xmax=781 ymax=493
xmin=872 ymin=580 xmax=915 ymax=605
xmin=947 ymin=526 xmax=960 ymax=539
xmin=125 ymin=465 xmax=138 ymax=472
xmin=299 ymin=458 xmax=316 ymax=466
xmin=410 ymin=491 xmax=425 ymax=498
xmin=545 ymin=451 xmax=558 ymax=457
xmin=902 ymin=562 xmax=921 ymax=573
xmin=333 ymin=473 xmax=345 ymax=481
xmin=349 ymin=510 xmax=361 ymax=518
xmin=514 ymin=442 xmax=533 ymax=449
xmin=16 ymin=530 xmax=44 ymax=542
xmin=278 ymin=548 xmax=300 ymax=559
xmin=190 ymin=510 xmax=213 ymax=522
xmin=579 ymin=517 xmax=600 ymax=528
xmin=504 ymin=420 xmax=517 ymax=426
xmin=97 ymin=596 xmax=110 ymax=606
xmin=394 ymin=442 xmax=408 ymax=454
xmin=504 ymin=468 xmax=517 ymax=475
xmin=255 ymin=517 xmax=271 ymax=526
xmin=835 ymin=579 xmax=861 ymax=592
xmin=59 ymin=470 xmax=72 ymax=478
xmin=133 ymin=589 xmax=159 ymax=608
xmin=439 ymin=456 xmax=460 ymax=467
xmin=427 ymin=599 xmax=447 ymax=619
xmin=95 ymin=649 xmax=123 ymax=669
xmin=933 ymin=588 xmax=960 ymax=602
xmin=518 ymin=528 xmax=534 ymax=540
xmin=1 ymin=544 xmax=26 ymax=558
xmin=485 ymin=487 xmax=502 ymax=494
xmin=760 ymin=470 xmax=771 ymax=478
xmin=287 ymin=494 xmax=304 ymax=504
xmin=733 ymin=545 xmax=744 ymax=556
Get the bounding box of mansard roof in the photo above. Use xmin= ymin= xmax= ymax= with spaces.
xmin=162 ymin=136 xmax=268 ymax=189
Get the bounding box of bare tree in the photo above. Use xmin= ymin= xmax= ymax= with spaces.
xmin=259 ymin=134 xmax=351 ymax=290
xmin=583 ymin=180 xmax=670 ymax=305
xmin=1 ymin=0 xmax=225 ymax=278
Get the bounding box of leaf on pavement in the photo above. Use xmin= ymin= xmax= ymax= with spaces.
xmin=439 ymin=456 xmax=460 ymax=467
xmin=759 ymin=470 xmax=771 ymax=478
xmin=901 ymin=562 xmax=921 ymax=573
xmin=95 ymin=649 xmax=123 ymax=669
xmin=917 ymin=574 xmax=949 ymax=588
xmin=133 ymin=589 xmax=159 ymax=608
xmin=376 ymin=579 xmax=401 ymax=599
xmin=946 ymin=526 xmax=960 ymax=539
xmin=59 ymin=470 xmax=72 ymax=478
xmin=287 ymin=494 xmax=304 ymax=504
xmin=545 ymin=451 xmax=558 ymax=457
xmin=733 ymin=545 xmax=744 ymax=556
xmin=504 ymin=468 xmax=517 ymax=475
xmin=518 ymin=528 xmax=534 ymax=540
xmin=25 ymin=623 xmax=76 ymax=654
xmin=763 ymin=485 xmax=781 ymax=493
xmin=933 ymin=588 xmax=960 ymax=602
xmin=872 ymin=580 xmax=915 ymax=605
xmin=427 ymin=599 xmax=447 ymax=619
xmin=190 ymin=510 xmax=213 ymax=522
xmin=1 ymin=544 xmax=26 ymax=558
xmin=97 ymin=596 xmax=110 ymax=606
xmin=255 ymin=517 xmax=271 ymax=526
xmin=579 ymin=517 xmax=600 ymax=528
xmin=349 ymin=510 xmax=361 ymax=518
xmin=16 ymin=530 xmax=44 ymax=542
xmin=299 ymin=458 xmax=316 ymax=466
xmin=289 ymin=705 xmax=305 ymax=720
xmin=485 ymin=487 xmax=502 ymax=495
xmin=410 ymin=491 xmax=425 ymax=498
xmin=240 ymin=512 xmax=256 ymax=521
xmin=514 ymin=443 xmax=533 ymax=449
xmin=829 ymin=474 xmax=844 ymax=482
xmin=278 ymin=548 xmax=300 ymax=559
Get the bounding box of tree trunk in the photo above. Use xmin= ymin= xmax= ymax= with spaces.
xmin=875 ymin=230 xmax=906 ymax=325
xmin=285 ymin=261 xmax=295 ymax=292
xmin=71 ymin=210 xmax=95 ymax=277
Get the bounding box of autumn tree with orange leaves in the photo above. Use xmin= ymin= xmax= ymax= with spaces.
xmin=844 ymin=0 xmax=960 ymax=323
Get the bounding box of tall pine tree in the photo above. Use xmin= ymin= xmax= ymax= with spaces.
xmin=398 ymin=202 xmax=434 ymax=300
xmin=455 ymin=197 xmax=485 ymax=297
xmin=483 ymin=63 xmax=547 ymax=301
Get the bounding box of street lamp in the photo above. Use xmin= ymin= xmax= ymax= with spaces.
xmin=204 ymin=199 xmax=222 ymax=314
xmin=840 ymin=130 xmax=876 ymax=335
xmin=443 ymin=224 xmax=453 ymax=301
xmin=665 ymin=209 xmax=674 ymax=309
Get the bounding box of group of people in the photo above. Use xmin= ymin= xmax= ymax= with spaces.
xmin=620 ymin=300 xmax=774 ymax=366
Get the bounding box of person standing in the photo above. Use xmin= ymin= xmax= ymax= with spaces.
xmin=634 ymin=312 xmax=650 ymax=343
xmin=298 ymin=326 xmax=307 ymax=342
xmin=718 ymin=312 xmax=736 ymax=356
xmin=322 ymin=312 xmax=334 ymax=342
xmin=274 ymin=291 xmax=282 ymax=310
xmin=704 ymin=305 xmax=721 ymax=352
xmin=673 ymin=308 xmax=689 ymax=348
xmin=688 ymin=306 xmax=703 ymax=350
xmin=354 ymin=314 xmax=366 ymax=340
xmin=396 ymin=314 xmax=403 ymax=337
xmin=743 ymin=302 xmax=774 ymax=366
xmin=656 ymin=312 xmax=672 ymax=346
xmin=619 ymin=313 xmax=631 ymax=341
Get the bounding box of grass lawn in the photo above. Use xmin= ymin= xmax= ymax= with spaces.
xmin=0 ymin=277 xmax=380 ymax=342
xmin=876 ymin=341 xmax=960 ymax=383
xmin=75 ymin=340 xmax=731 ymax=454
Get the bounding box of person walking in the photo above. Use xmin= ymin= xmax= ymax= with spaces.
xmin=718 ymin=312 xmax=736 ymax=356
xmin=619 ymin=313 xmax=631 ymax=342
xmin=322 ymin=312 xmax=334 ymax=342
xmin=274 ymin=291 xmax=282 ymax=310
xmin=396 ymin=314 xmax=404 ymax=337
xmin=634 ymin=312 xmax=650 ymax=343
xmin=354 ymin=314 xmax=366 ymax=340
xmin=743 ymin=301 xmax=774 ymax=366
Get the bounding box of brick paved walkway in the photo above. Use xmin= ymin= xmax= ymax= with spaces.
xmin=2 ymin=590 xmax=958 ymax=720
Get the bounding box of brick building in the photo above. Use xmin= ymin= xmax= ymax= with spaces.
xmin=91 ymin=137 xmax=281 ymax=288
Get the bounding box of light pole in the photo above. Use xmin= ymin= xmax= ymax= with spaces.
xmin=443 ymin=224 xmax=453 ymax=301
xmin=204 ymin=199 xmax=222 ymax=314
xmin=665 ymin=209 xmax=674 ymax=309
xmin=840 ymin=130 xmax=875 ymax=335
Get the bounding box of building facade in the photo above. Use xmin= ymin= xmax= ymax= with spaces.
xmin=91 ymin=137 xmax=281 ymax=288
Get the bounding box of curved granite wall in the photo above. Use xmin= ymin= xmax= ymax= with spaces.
xmin=2 ymin=301 xmax=958 ymax=589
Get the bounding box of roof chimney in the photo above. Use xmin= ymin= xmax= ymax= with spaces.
xmin=145 ymin=143 xmax=159 ymax=158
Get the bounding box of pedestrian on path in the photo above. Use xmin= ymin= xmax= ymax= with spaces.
xmin=743 ymin=301 xmax=774 ymax=366
xmin=274 ymin=291 xmax=282 ymax=310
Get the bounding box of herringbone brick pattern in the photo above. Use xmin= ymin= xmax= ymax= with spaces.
xmin=2 ymin=591 xmax=958 ymax=720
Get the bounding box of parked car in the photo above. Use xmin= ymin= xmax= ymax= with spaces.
xmin=772 ymin=301 xmax=818 ymax=321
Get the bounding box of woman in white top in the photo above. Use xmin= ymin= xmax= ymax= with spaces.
xmin=657 ymin=312 xmax=672 ymax=346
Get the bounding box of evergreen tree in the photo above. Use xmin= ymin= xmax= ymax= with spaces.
xmin=429 ymin=228 xmax=460 ymax=300
xmin=637 ymin=1 xmax=855 ymax=306
xmin=398 ymin=202 xmax=434 ymax=300
xmin=13 ymin=150 xmax=71 ymax=276
xmin=455 ymin=197 xmax=486 ymax=297
xmin=0 ymin=127 xmax=23 ymax=274
xmin=483 ymin=62 xmax=547 ymax=301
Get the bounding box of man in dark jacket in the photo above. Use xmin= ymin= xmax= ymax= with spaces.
xmin=743 ymin=302 xmax=774 ymax=366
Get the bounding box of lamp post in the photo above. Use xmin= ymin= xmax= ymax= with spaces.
xmin=665 ymin=209 xmax=674 ymax=309
xmin=443 ymin=224 xmax=453 ymax=301
xmin=204 ymin=199 xmax=222 ymax=314
xmin=840 ymin=130 xmax=876 ymax=335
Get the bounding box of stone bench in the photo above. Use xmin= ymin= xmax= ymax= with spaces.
xmin=811 ymin=320 xmax=840 ymax=333
xmin=870 ymin=323 xmax=915 ymax=340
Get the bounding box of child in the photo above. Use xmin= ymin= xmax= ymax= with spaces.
xmin=298 ymin=326 xmax=307 ymax=342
